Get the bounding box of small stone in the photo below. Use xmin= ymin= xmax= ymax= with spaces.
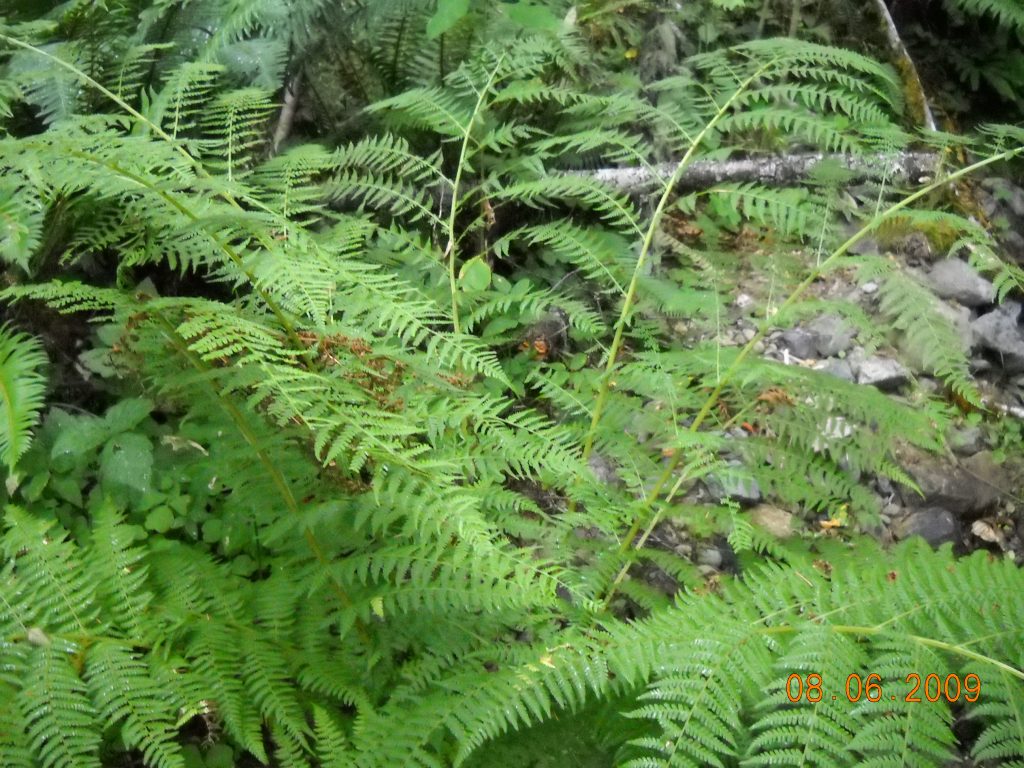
xmin=750 ymin=504 xmax=794 ymax=538
xmin=780 ymin=328 xmax=817 ymax=359
xmin=814 ymin=358 xmax=856 ymax=382
xmin=808 ymin=314 xmax=857 ymax=357
xmin=970 ymin=518 xmax=1007 ymax=547
xmin=893 ymin=507 xmax=959 ymax=547
xmin=926 ymin=259 xmax=995 ymax=307
xmin=948 ymin=426 xmax=984 ymax=456
xmin=735 ymin=293 xmax=755 ymax=310
xmin=861 ymin=281 xmax=879 ymax=295
xmin=697 ymin=547 xmax=723 ymax=569
xmin=741 ymin=327 xmax=757 ymax=342
xmin=971 ymin=301 xmax=1024 ymax=372
xmin=705 ymin=470 xmax=762 ymax=506
xmin=857 ymin=356 xmax=910 ymax=390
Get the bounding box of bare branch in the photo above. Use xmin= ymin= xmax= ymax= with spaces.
xmin=871 ymin=0 xmax=937 ymax=132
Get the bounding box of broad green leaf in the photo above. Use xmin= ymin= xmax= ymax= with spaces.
xmin=51 ymin=414 xmax=108 ymax=463
xmin=427 ymin=0 xmax=470 ymax=39
xmin=144 ymin=504 xmax=174 ymax=533
xmin=506 ymin=1 xmax=561 ymax=31
xmin=458 ymin=255 xmax=492 ymax=292
xmin=99 ymin=433 xmax=153 ymax=495
xmin=205 ymin=744 xmax=235 ymax=768
xmin=102 ymin=397 xmax=153 ymax=434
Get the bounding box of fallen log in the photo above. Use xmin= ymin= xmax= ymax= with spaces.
xmin=576 ymin=150 xmax=942 ymax=194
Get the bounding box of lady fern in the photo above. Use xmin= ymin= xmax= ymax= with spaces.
xmin=0 ymin=11 xmax=1022 ymax=768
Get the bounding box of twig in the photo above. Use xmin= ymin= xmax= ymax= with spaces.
xmin=871 ymin=0 xmax=937 ymax=132
xmin=272 ymin=74 xmax=302 ymax=154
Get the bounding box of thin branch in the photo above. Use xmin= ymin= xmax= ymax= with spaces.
xmin=871 ymin=0 xmax=937 ymax=132
xmin=272 ymin=73 xmax=302 ymax=154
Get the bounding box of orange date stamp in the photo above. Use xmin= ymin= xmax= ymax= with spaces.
xmin=786 ymin=673 xmax=981 ymax=704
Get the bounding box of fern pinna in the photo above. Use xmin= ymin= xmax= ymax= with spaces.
xmin=1 ymin=7 xmax=1023 ymax=768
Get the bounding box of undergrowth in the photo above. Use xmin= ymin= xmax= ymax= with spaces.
xmin=0 ymin=2 xmax=1022 ymax=767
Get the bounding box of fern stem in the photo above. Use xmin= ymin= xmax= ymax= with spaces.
xmin=579 ymin=59 xmax=780 ymax=469
xmin=600 ymin=141 xmax=1024 ymax=610
xmin=445 ymin=54 xmax=505 ymax=334
xmin=760 ymin=624 xmax=1024 ymax=680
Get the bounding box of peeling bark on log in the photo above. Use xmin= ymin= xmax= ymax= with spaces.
xmin=417 ymin=152 xmax=944 ymax=213
xmin=575 ymin=151 xmax=942 ymax=194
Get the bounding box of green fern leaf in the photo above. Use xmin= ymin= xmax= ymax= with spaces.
xmin=0 ymin=325 xmax=47 ymax=471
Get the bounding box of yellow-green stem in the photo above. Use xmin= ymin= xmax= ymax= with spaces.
xmin=446 ymin=55 xmax=505 ymax=334
xmin=579 ymin=60 xmax=780 ymax=467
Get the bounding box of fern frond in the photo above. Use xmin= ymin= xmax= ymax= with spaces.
xmin=867 ymin=259 xmax=980 ymax=404
xmin=84 ymin=642 xmax=186 ymax=768
xmin=0 ymin=325 xmax=47 ymax=471
xmin=21 ymin=646 xmax=102 ymax=768
xmin=949 ymin=0 xmax=1024 ymax=33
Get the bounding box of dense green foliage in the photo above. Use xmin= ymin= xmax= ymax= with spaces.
xmin=0 ymin=1 xmax=1022 ymax=767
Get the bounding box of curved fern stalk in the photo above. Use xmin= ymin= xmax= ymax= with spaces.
xmin=600 ymin=139 xmax=1024 ymax=609
xmin=578 ymin=55 xmax=780 ymax=466
xmin=0 ymin=325 xmax=47 ymax=473
xmin=445 ymin=52 xmax=505 ymax=335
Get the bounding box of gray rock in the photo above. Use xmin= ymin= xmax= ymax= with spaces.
xmin=896 ymin=445 xmax=1001 ymax=516
xmin=982 ymin=177 xmax=1024 ymax=217
xmin=808 ymin=314 xmax=856 ymax=357
xmin=948 ymin=426 xmax=984 ymax=456
xmin=857 ymin=356 xmax=910 ymax=390
xmin=1001 ymin=230 xmax=1024 ymax=263
xmin=697 ymin=547 xmax=723 ymax=569
xmin=588 ymin=453 xmax=620 ymax=486
xmin=849 ymin=236 xmax=879 ymax=256
xmin=705 ymin=470 xmax=762 ymax=505
xmin=750 ymin=504 xmax=795 ymax=538
xmin=861 ymin=281 xmax=879 ymax=295
xmin=926 ymin=259 xmax=995 ymax=307
xmin=780 ymin=328 xmax=817 ymax=359
xmin=971 ymin=301 xmax=1024 ymax=372
xmin=893 ymin=507 xmax=959 ymax=547
xmin=959 ymin=451 xmax=1004 ymax=516
xmin=814 ymin=358 xmax=856 ymax=382
xmin=1010 ymin=185 xmax=1024 ymax=218
xmin=735 ymin=293 xmax=755 ymax=310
